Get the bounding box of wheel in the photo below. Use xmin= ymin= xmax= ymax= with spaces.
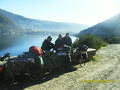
xmin=43 ymin=60 xmax=53 ymax=74
xmin=27 ymin=68 xmax=44 ymax=81
xmin=3 ymin=69 xmax=15 ymax=85
xmin=25 ymin=63 xmax=44 ymax=81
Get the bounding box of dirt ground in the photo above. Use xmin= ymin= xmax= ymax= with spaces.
xmin=1 ymin=44 xmax=120 ymax=90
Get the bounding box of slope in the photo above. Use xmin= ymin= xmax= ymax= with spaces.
xmin=0 ymin=9 xmax=88 ymax=33
xmin=78 ymin=14 xmax=120 ymax=38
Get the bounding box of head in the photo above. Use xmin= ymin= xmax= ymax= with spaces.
xmin=47 ymin=36 xmax=52 ymax=41
xmin=65 ymin=33 xmax=69 ymax=37
xmin=58 ymin=34 xmax=62 ymax=39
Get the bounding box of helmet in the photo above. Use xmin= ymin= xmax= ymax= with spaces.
xmin=29 ymin=46 xmax=43 ymax=56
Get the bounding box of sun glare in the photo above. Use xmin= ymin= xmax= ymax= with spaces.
xmin=98 ymin=0 xmax=119 ymax=21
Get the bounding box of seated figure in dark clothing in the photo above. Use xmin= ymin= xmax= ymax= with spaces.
xmin=55 ymin=34 xmax=64 ymax=51
xmin=41 ymin=36 xmax=54 ymax=51
xmin=62 ymin=33 xmax=72 ymax=46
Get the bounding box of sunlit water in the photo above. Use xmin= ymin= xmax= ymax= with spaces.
xmin=0 ymin=34 xmax=77 ymax=56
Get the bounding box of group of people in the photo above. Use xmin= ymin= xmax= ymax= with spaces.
xmin=41 ymin=33 xmax=72 ymax=52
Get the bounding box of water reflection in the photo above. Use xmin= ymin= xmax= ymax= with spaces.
xmin=0 ymin=34 xmax=76 ymax=56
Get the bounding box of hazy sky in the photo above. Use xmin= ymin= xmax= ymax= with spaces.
xmin=0 ymin=0 xmax=120 ymax=25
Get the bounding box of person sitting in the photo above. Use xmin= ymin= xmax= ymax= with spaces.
xmin=41 ymin=36 xmax=54 ymax=52
xmin=54 ymin=34 xmax=64 ymax=52
xmin=62 ymin=33 xmax=72 ymax=46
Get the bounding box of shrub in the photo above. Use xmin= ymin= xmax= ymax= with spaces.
xmin=105 ymin=36 xmax=120 ymax=44
xmin=73 ymin=34 xmax=108 ymax=50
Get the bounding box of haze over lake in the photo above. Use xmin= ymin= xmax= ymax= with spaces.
xmin=0 ymin=34 xmax=76 ymax=56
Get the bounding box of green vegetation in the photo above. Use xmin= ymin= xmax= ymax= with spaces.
xmin=0 ymin=14 xmax=23 ymax=49
xmin=104 ymin=36 xmax=120 ymax=44
xmin=0 ymin=14 xmax=22 ymax=37
xmin=78 ymin=14 xmax=120 ymax=41
xmin=90 ymin=54 xmax=103 ymax=62
xmin=73 ymin=34 xmax=108 ymax=50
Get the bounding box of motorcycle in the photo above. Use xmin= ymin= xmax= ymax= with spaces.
xmin=0 ymin=45 xmax=96 ymax=85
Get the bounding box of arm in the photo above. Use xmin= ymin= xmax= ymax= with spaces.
xmin=41 ymin=40 xmax=47 ymax=50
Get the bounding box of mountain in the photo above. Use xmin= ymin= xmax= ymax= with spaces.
xmin=77 ymin=14 xmax=120 ymax=38
xmin=0 ymin=9 xmax=88 ymax=33
xmin=0 ymin=13 xmax=22 ymax=36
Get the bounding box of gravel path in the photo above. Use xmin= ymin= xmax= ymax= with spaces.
xmin=23 ymin=44 xmax=120 ymax=90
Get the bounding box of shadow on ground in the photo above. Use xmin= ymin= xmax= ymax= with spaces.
xmin=0 ymin=66 xmax=77 ymax=90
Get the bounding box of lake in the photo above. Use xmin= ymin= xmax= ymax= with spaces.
xmin=0 ymin=34 xmax=77 ymax=56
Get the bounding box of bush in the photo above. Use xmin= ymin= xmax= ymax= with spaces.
xmin=73 ymin=34 xmax=108 ymax=50
xmin=105 ymin=36 xmax=120 ymax=44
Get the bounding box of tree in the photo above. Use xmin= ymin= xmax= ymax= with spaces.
xmin=73 ymin=34 xmax=107 ymax=50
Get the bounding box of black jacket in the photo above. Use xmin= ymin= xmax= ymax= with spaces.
xmin=55 ymin=38 xmax=64 ymax=50
xmin=62 ymin=36 xmax=72 ymax=46
xmin=41 ymin=39 xmax=54 ymax=51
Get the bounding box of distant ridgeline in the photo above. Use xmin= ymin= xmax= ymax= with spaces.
xmin=77 ymin=14 xmax=120 ymax=43
xmin=0 ymin=14 xmax=23 ymax=37
xmin=0 ymin=9 xmax=88 ymax=35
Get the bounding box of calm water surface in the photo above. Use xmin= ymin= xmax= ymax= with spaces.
xmin=0 ymin=34 xmax=77 ymax=56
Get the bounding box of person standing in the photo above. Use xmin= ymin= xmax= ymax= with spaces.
xmin=55 ymin=34 xmax=64 ymax=51
xmin=62 ymin=33 xmax=72 ymax=46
